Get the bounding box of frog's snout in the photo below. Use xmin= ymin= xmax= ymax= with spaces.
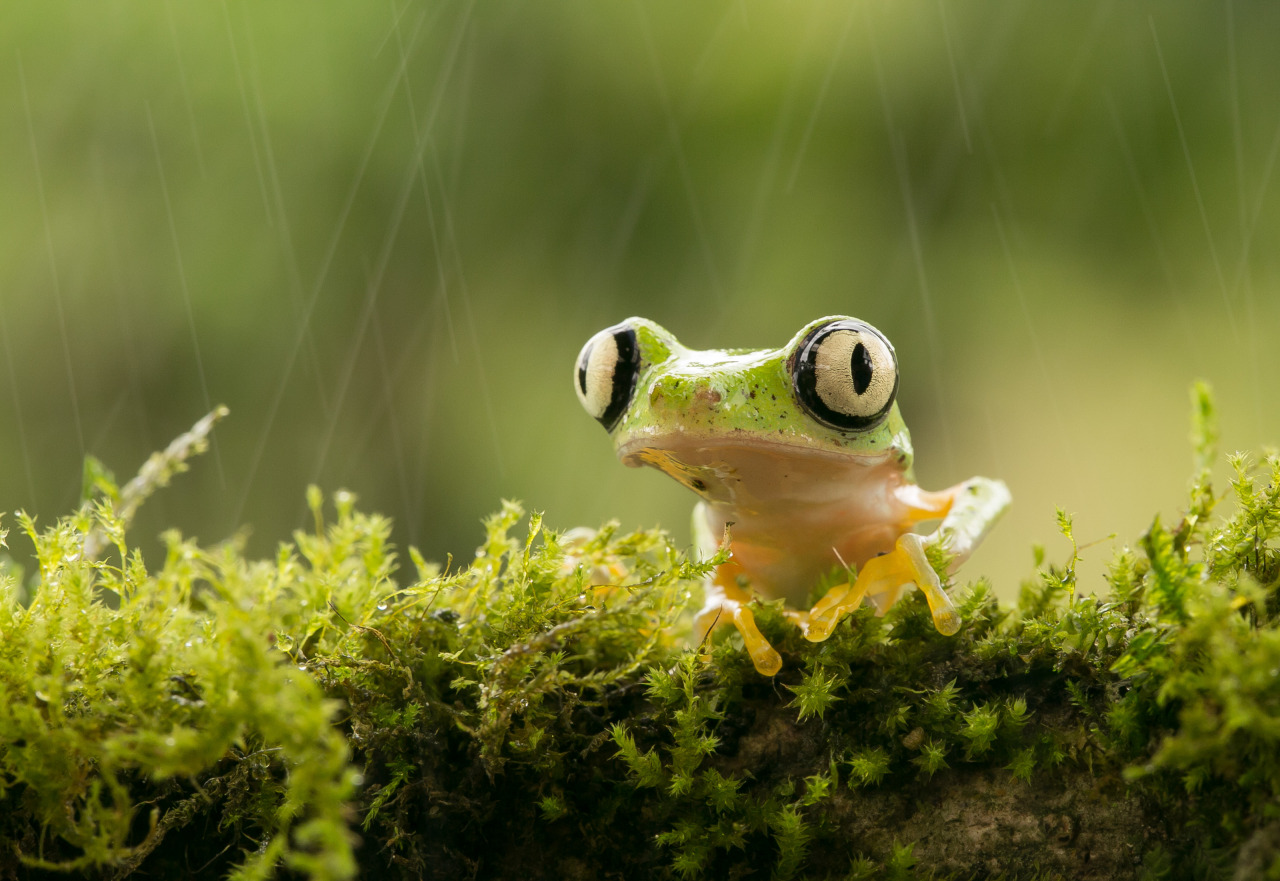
xmin=649 ymin=375 xmax=723 ymax=413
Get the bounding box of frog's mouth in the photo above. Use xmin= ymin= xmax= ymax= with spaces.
xmin=620 ymin=446 xmax=736 ymax=501
xmin=617 ymin=435 xmax=897 ymax=507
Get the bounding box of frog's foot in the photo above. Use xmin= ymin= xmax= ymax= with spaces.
xmin=558 ymin=526 xmax=629 ymax=584
xmin=804 ymin=533 xmax=959 ymax=642
xmin=693 ymin=563 xmax=783 ymax=677
xmin=802 ymin=580 xmax=867 ymax=642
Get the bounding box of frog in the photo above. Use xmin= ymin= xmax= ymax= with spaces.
xmin=573 ymin=315 xmax=1011 ymax=676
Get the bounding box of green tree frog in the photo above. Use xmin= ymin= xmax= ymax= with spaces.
xmin=574 ymin=316 xmax=1010 ymax=676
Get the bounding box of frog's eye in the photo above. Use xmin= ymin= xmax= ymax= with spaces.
xmin=575 ymin=323 xmax=641 ymax=431
xmin=792 ymin=320 xmax=898 ymax=430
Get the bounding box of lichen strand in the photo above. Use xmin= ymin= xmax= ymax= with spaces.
xmin=3 ymin=389 xmax=1280 ymax=879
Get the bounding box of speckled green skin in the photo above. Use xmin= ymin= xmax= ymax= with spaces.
xmin=610 ymin=316 xmax=915 ymax=477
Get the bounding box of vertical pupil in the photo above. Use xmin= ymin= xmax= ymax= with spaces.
xmin=851 ymin=342 xmax=873 ymax=395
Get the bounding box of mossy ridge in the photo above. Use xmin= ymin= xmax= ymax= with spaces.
xmin=0 ymin=410 xmax=356 ymax=881
xmin=1 ymin=385 xmax=1280 ymax=878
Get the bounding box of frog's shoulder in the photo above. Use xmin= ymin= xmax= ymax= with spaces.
xmin=887 ymin=416 xmax=915 ymax=478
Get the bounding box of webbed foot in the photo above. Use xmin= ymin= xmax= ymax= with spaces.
xmin=803 ymin=533 xmax=959 ymax=642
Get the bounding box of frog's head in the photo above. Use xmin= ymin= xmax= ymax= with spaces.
xmin=573 ymin=316 xmax=915 ymax=502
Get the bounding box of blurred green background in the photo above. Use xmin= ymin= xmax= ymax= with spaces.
xmin=2 ymin=2 xmax=1278 ymax=598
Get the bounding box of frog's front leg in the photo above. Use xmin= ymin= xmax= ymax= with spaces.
xmin=912 ymin=477 xmax=1013 ymax=570
xmin=691 ymin=502 xmax=800 ymax=677
xmin=804 ymin=532 xmax=952 ymax=641
xmin=692 ymin=559 xmax=786 ymax=677
xmin=804 ymin=477 xmax=1010 ymax=642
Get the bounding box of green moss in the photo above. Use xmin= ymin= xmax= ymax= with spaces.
xmin=0 ymin=410 xmax=355 ymax=880
xmin=3 ymin=384 xmax=1280 ymax=878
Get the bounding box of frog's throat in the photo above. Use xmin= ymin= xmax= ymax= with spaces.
xmin=616 ymin=435 xmax=899 ymax=469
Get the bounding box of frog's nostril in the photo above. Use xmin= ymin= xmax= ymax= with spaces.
xmin=697 ymin=387 xmax=722 ymax=407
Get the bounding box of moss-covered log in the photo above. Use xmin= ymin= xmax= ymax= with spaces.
xmin=3 ymin=391 xmax=1280 ymax=880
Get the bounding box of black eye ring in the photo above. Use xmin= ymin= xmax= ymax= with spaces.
xmin=574 ymin=323 xmax=641 ymax=431
xmin=791 ymin=319 xmax=898 ymax=430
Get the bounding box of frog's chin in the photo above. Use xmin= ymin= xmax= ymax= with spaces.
xmin=616 ymin=434 xmax=902 ymax=508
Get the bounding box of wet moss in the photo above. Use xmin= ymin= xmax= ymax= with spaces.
xmin=3 ymin=384 xmax=1280 ymax=879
